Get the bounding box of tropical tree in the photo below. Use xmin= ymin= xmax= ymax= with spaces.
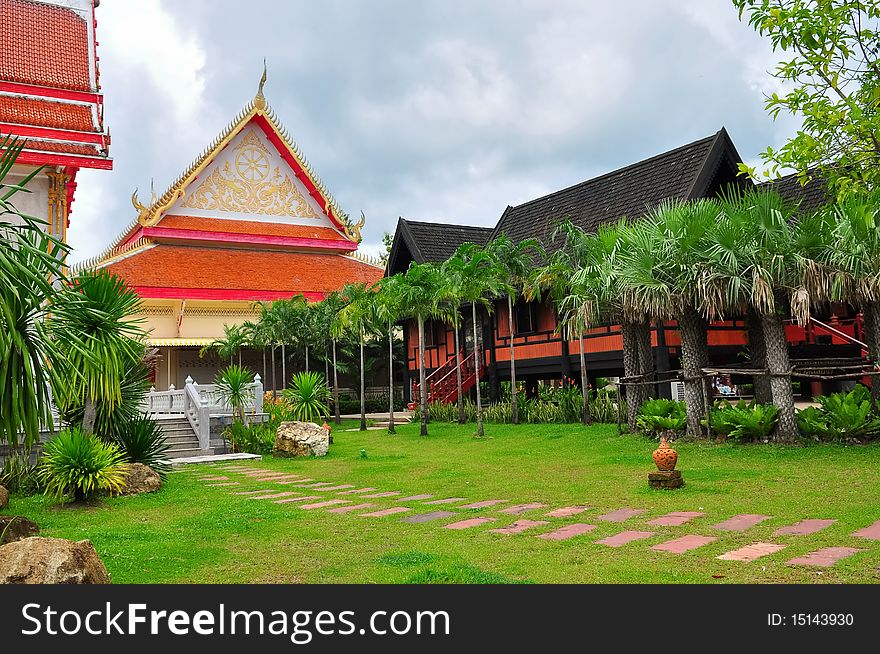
xmin=395 ymin=263 xmax=444 ymax=436
xmin=445 ymin=243 xmax=506 ymax=437
xmin=486 ymin=234 xmax=544 ymax=424
xmin=374 ymin=276 xmax=403 ymax=434
xmin=200 ymin=323 xmax=246 ymax=366
xmin=49 ymin=271 xmax=146 ymax=436
xmin=337 ymin=283 xmax=376 ymax=431
xmin=438 ymin=257 xmax=470 ymax=425
xmin=214 ymin=364 xmax=255 ymax=426
xmin=321 ymin=289 xmax=350 ymax=425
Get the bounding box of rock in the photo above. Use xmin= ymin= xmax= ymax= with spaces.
xmin=274 ymin=421 xmax=329 ymax=457
xmin=0 ymin=536 xmax=110 ymax=584
xmin=120 ymin=463 xmax=162 ymax=495
xmin=0 ymin=516 xmax=40 ymax=544
xmin=0 ymin=485 xmax=8 ymax=510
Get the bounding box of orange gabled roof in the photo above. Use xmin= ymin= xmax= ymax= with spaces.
xmin=157 ymin=215 xmax=349 ymax=242
xmin=0 ymin=95 xmax=95 ymax=131
xmin=100 ymin=244 xmax=383 ymax=296
xmin=0 ymin=0 xmax=92 ymax=92
xmin=21 ymin=137 xmax=102 ymax=156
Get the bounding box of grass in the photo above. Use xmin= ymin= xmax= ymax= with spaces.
xmin=3 ymin=419 xmax=880 ymax=584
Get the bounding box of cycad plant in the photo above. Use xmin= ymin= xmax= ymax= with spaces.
xmin=113 ymin=415 xmax=170 ymax=479
xmin=214 ymin=365 xmax=255 ymax=426
xmin=283 ymin=371 xmax=330 ymax=424
xmin=39 ymin=428 xmax=127 ymax=503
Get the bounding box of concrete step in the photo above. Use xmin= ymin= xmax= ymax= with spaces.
xmin=163 ymin=437 xmax=200 ymax=446
xmin=165 ymin=447 xmax=214 ymax=459
xmin=158 ymin=427 xmax=197 ymax=436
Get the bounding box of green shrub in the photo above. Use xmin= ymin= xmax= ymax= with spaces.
xmin=637 ymin=398 xmax=686 ymax=434
xmin=39 ymin=428 xmax=127 ymax=503
xmin=797 ymin=385 xmax=880 ymax=441
xmin=225 ymin=421 xmax=276 ymax=455
xmin=710 ymin=400 xmax=778 ymax=441
xmin=113 ymin=416 xmax=170 ymax=479
xmin=591 ymin=393 xmax=624 ymax=424
xmin=283 ymin=372 xmax=329 ymax=423
xmin=214 ymin=365 xmax=255 ymax=424
xmin=0 ymin=451 xmax=42 ymax=495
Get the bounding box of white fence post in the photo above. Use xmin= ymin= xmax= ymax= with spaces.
xmin=254 ymin=373 xmax=264 ymax=414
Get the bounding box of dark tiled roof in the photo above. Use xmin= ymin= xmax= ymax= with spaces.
xmin=490 ymin=128 xmax=736 ymax=248
xmin=758 ymin=171 xmax=829 ymax=214
xmin=402 ymin=219 xmax=494 ymax=263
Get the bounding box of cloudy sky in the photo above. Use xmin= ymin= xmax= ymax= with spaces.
xmin=68 ymin=0 xmax=797 ymax=262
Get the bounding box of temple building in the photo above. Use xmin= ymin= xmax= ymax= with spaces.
xmin=0 ymin=0 xmax=111 ymax=242
xmin=77 ymin=73 xmax=383 ymax=388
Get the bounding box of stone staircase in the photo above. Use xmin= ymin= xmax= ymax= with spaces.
xmin=154 ymin=417 xmax=210 ymax=458
xmin=370 ymin=412 xmax=413 ymax=430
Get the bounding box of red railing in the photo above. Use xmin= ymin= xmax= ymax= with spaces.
xmin=411 ymin=349 xmax=485 ymax=406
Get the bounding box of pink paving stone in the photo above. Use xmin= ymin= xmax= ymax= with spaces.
xmin=597 ymin=508 xmax=645 ymax=523
xmin=198 ymin=476 xmax=229 ymax=481
xmin=205 ymin=482 xmax=240 ymax=487
xmin=312 ymin=485 xmax=356 ymax=492
xmin=423 ymin=497 xmax=467 ymax=505
xmin=444 ymin=517 xmax=496 ymax=530
xmin=248 ymin=492 xmax=301 ymax=500
xmin=327 ymin=503 xmax=376 ymax=514
xmin=337 ymin=487 xmax=378 ymax=495
xmin=397 ymin=494 xmax=435 ymax=501
xmin=852 ymin=519 xmax=880 ymax=541
xmin=274 ymin=495 xmax=321 ymax=504
xmin=275 ymin=479 xmax=315 ymax=485
xmin=596 ymin=530 xmax=656 ymax=548
xmin=652 ymin=535 xmax=717 ymax=554
xmin=299 ymin=499 xmax=351 ymax=510
xmin=459 ymin=500 xmax=508 ymax=509
xmin=231 ymin=489 xmax=276 ymax=495
xmin=401 ymin=511 xmax=458 ymax=524
xmin=360 ymin=491 xmax=402 ymax=498
xmin=546 ymin=506 xmax=590 ymax=518
xmin=713 ymin=514 xmax=771 ymax=532
xmin=537 ymin=524 xmax=597 ymax=541
xmin=773 ymin=519 xmax=837 ymax=537
xmin=500 ymin=503 xmax=548 ymax=515
xmin=360 ymin=507 xmax=412 ymax=517
xmin=647 ymin=511 xmax=704 ymax=527
xmin=717 ymin=542 xmax=787 ymax=562
xmin=787 ymin=547 xmax=865 ymax=568
xmin=490 ymin=520 xmax=550 ymax=535
xmin=301 ymin=482 xmax=335 ymax=487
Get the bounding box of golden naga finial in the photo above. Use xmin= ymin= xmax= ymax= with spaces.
xmin=254 ymin=59 xmax=268 ymax=111
xmin=345 ymin=210 xmax=366 ymax=243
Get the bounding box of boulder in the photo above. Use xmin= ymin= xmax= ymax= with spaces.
xmin=0 ymin=516 xmax=40 ymax=544
xmin=274 ymin=421 xmax=329 ymax=457
xmin=120 ymin=463 xmax=162 ymax=495
xmin=0 ymin=485 xmax=8 ymax=510
xmin=0 ymin=536 xmax=110 ymax=584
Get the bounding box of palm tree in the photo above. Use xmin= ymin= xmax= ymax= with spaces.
xmin=486 ymin=234 xmax=544 ymax=424
xmin=49 ymin=271 xmax=146 ymax=435
xmin=446 ymin=243 xmax=506 ymax=438
xmin=395 ymin=263 xmax=444 ymax=436
xmin=337 ymin=283 xmax=376 ymax=431
xmin=241 ymin=318 xmax=270 ymax=383
xmin=254 ymin=302 xmax=280 ymax=399
xmin=214 ymin=365 xmax=255 ymax=426
xmin=438 ymin=257 xmax=470 ymax=424
xmin=374 ymin=276 xmax=403 ymax=434
xmin=320 ymin=289 xmax=349 ymax=425
xmin=200 ymin=323 xmax=246 ymax=366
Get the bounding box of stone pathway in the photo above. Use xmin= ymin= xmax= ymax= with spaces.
xmin=596 ymin=530 xmax=655 ymax=547
xmin=360 ymin=507 xmax=411 ymax=517
xmin=546 ymin=506 xmax=589 ymax=518
xmin=647 ymin=511 xmax=703 ymax=527
xmin=853 ymin=519 xmax=880 ymax=541
xmin=598 ymin=508 xmax=645 ymax=523
xmin=713 ymin=514 xmax=770 ymax=532
xmin=490 ymin=520 xmax=549 ymax=535
xmin=445 ymin=517 xmax=496 ymax=530
xmin=537 ymin=524 xmax=597 ymax=541
xmin=275 ymin=495 xmax=321 ymax=504
xmin=300 ymin=499 xmax=350 ymax=510
xmin=500 ymin=503 xmax=547 ymax=515
xmin=460 ymin=500 xmax=508 ymax=509
xmin=787 ymin=547 xmax=865 ymax=568
xmin=717 ymin=542 xmax=785 ymax=562
xmin=398 ymin=494 xmax=434 ymax=501
xmin=773 ymin=519 xmax=836 ymax=536
xmin=652 ymin=535 xmax=717 ymax=554
xmin=327 ymin=503 xmax=375 ymax=514
xmin=402 ymin=511 xmax=457 ymax=524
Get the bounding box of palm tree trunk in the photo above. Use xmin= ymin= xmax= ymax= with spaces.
xmin=332 ymin=338 xmax=341 ymax=425
xmin=305 ymin=345 xmax=309 ymax=373
xmin=238 ymin=350 xmax=241 ymax=366
xmin=418 ymin=314 xmax=428 ymax=437
xmin=359 ymin=324 xmax=367 ymax=431
xmin=679 ymin=306 xmax=708 ymax=438
xmin=508 ymin=295 xmax=519 ymax=424
xmin=454 ymin=314 xmax=465 ymax=424
xmin=271 ymin=346 xmax=277 ymax=400
xmin=281 ymin=343 xmax=287 ymax=390
xmin=746 ymin=309 xmax=772 ymax=404
xmin=621 ymin=320 xmax=642 ymax=431
xmin=579 ymin=332 xmax=591 ymax=425
xmin=82 ymin=395 xmax=97 ymax=435
xmin=863 ymin=302 xmax=880 ymax=410
xmin=262 ymin=348 xmax=267 ymax=384
xmin=635 ymin=321 xmax=656 ymax=400
xmin=762 ymin=312 xmax=797 ymax=441
xmin=472 ymin=301 xmax=484 ymax=437
xmin=387 ymin=320 xmax=396 ymax=435
xmin=324 ymin=349 xmax=329 ymax=386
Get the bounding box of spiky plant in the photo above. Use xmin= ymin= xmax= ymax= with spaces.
xmin=283 ymin=371 xmax=330 ymax=424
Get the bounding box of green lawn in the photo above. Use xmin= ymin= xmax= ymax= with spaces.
xmin=5 ymin=419 xmax=880 ymax=584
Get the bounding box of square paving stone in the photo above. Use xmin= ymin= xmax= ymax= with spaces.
xmin=423 ymin=497 xmax=467 ymax=505
xmin=249 ymin=492 xmax=300 ymax=500
xmin=537 ymin=524 xmax=597 ymax=541
xmin=275 ymin=495 xmax=321 ymax=504
xmin=787 ymin=547 xmax=865 ymax=568
xmin=500 ymin=503 xmax=547 ymax=515
xmin=651 ymin=535 xmax=717 ymax=554
xmin=595 ymin=530 xmax=656 ymax=548
xmin=398 ymin=494 xmax=434 ymax=501
xmin=361 ymin=491 xmax=402 ymax=498
xmin=445 ymin=517 xmax=496 ymax=530
xmin=205 ymin=482 xmax=240 ymax=487
xmin=546 ymin=506 xmax=590 ymax=518
xmin=301 ymin=482 xmax=335 ymax=488
xmin=490 ymin=520 xmax=549 ymax=535
xmin=647 ymin=511 xmax=704 ymax=527
xmin=327 ymin=503 xmax=376 ymax=514
xmin=338 ymin=487 xmax=377 ymax=495
xmin=459 ymin=500 xmax=508 ymax=509
xmin=717 ymin=542 xmax=786 ymax=562
xmin=712 ymin=514 xmax=770 ymax=532
xmin=312 ymin=485 xmax=355 ymax=492
xmin=275 ymin=478 xmax=315 ymax=485
xmin=300 ymin=499 xmax=351 ymax=510
xmin=852 ymin=519 xmax=880 ymax=541
xmin=232 ymin=489 xmax=276 ymax=495
xmin=773 ymin=519 xmax=836 ymax=536
xmin=360 ymin=507 xmax=412 ymax=517
xmin=401 ymin=511 xmax=458 ymax=524
xmin=597 ymin=508 xmax=645 ymax=523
